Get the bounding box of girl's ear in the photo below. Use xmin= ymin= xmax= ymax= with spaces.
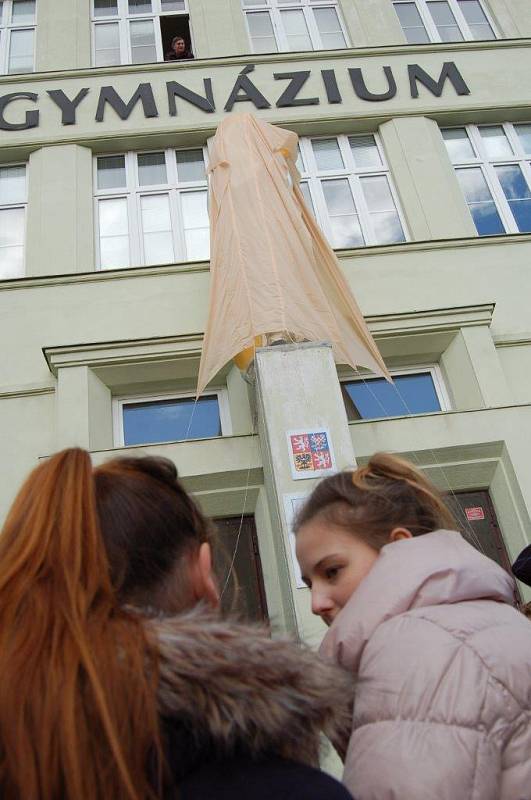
xmin=389 ymin=527 xmax=414 ymax=543
xmin=192 ymin=542 xmax=220 ymax=608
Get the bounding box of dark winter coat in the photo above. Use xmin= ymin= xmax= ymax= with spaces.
xmin=148 ymin=608 xmax=355 ymax=799
xmin=512 ymin=543 xmax=531 ymax=586
xmin=165 ymin=50 xmax=194 ymax=61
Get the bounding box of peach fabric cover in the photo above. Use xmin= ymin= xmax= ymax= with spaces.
xmin=320 ymin=530 xmax=531 ymax=800
xmin=197 ymin=113 xmax=389 ymax=395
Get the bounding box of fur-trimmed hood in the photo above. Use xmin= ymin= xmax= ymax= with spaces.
xmin=145 ymin=608 xmax=353 ymax=774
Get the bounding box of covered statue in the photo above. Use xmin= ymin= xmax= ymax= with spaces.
xmin=197 ymin=113 xmax=389 ymax=396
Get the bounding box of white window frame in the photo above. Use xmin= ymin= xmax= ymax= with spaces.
xmin=341 ymin=364 xmax=451 ymax=420
xmin=91 ymin=0 xmax=191 ymax=67
xmin=113 ymin=388 xmax=232 ymax=447
xmin=0 ymin=0 xmax=37 ymax=75
xmin=242 ymin=0 xmax=349 ymax=53
xmin=0 ymin=161 xmax=27 ymax=279
xmin=297 ymin=133 xmax=409 ymax=248
xmin=392 ymin=0 xmax=497 ymax=43
xmin=93 ymin=146 xmax=209 ymax=270
xmin=442 ymin=122 xmax=531 ymax=235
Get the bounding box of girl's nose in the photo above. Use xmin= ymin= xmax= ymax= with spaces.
xmin=311 ymin=587 xmax=334 ymax=618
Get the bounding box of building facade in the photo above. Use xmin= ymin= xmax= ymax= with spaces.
xmin=1 ymin=0 xmax=531 ymax=645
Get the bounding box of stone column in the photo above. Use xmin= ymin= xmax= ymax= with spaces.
xmin=36 ymin=0 xmax=91 ymax=72
xmin=254 ymin=342 xmax=356 ymax=646
xmin=379 ymin=116 xmax=478 ymax=241
xmin=343 ymin=0 xmax=405 ymax=47
xmin=26 ymin=145 xmax=95 ymax=277
xmin=190 ymin=0 xmax=250 ymax=59
xmin=54 ymin=366 xmax=113 ymax=451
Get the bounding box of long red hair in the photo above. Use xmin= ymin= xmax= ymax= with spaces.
xmin=0 ymin=448 xmax=212 ymax=799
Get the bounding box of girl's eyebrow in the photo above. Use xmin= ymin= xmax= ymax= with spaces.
xmin=301 ymin=554 xmax=343 ymax=586
xmin=310 ymin=553 xmax=343 ymax=574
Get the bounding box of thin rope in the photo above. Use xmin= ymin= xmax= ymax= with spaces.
xmin=220 ymin=341 xmax=259 ymax=601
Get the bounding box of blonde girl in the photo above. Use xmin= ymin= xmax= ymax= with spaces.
xmin=295 ymin=452 xmax=531 ymax=800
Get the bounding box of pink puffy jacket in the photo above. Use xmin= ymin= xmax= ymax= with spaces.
xmin=320 ymin=530 xmax=531 ymax=800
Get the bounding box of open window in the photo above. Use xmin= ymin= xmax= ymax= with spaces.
xmin=160 ymin=12 xmax=193 ymax=60
xmin=92 ymin=0 xmax=193 ymax=66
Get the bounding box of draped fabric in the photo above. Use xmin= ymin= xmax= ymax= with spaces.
xmin=197 ymin=113 xmax=389 ymax=396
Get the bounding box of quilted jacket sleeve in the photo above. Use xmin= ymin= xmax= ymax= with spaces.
xmin=342 ymin=613 xmax=503 ymax=800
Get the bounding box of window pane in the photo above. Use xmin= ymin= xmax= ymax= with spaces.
xmin=0 ymin=2 xmax=3 ymax=24
xmin=515 ymin=124 xmax=531 ymax=156
xmin=141 ymin=194 xmax=175 ymax=265
xmin=181 ymin=191 xmax=210 ymax=260
xmin=313 ymin=7 xmax=346 ymax=49
xmin=458 ymin=0 xmax=494 ymax=39
xmin=130 ymin=18 xmax=157 ymax=63
xmin=349 ymin=135 xmax=382 ymax=169
xmin=161 ymin=0 xmax=186 ymax=9
xmin=322 ymin=178 xmax=355 ymax=215
xmin=279 ymin=9 xmax=312 ymax=51
xmin=98 ymin=198 xmax=130 ymax=268
xmin=0 ymin=207 xmax=25 ymax=278
xmin=456 ymin=167 xmax=505 ymax=236
xmin=393 ymin=2 xmax=430 ymax=43
xmin=0 ymin=165 xmax=26 ymax=204
xmin=247 ymin=12 xmax=278 ymax=53
xmin=97 ymin=155 xmax=126 ymax=190
xmin=479 ymin=126 xmax=514 ymax=160
xmin=295 ymin=145 xmax=305 ymax=174
xmin=8 ymin=28 xmax=34 ymax=73
xmin=128 ymin=0 xmax=152 ymax=13
xmin=122 ymin=396 xmax=221 ymax=446
xmin=94 ymin=0 xmax=118 ymax=16
xmin=495 ymin=164 xmax=531 ymax=233
xmin=361 ymin=176 xmax=405 ymax=244
xmin=343 ymin=373 xmax=441 ymax=421
xmin=322 ymin=179 xmax=364 ymax=247
xmin=312 ymin=138 xmax=344 ymax=171
xmin=12 ymin=0 xmax=35 ymax=25
xmin=138 ymin=152 xmax=167 ymax=186
xmin=299 ymin=181 xmax=315 ymax=216
xmin=94 ymin=22 xmax=121 ymax=66
xmin=442 ymin=128 xmax=475 ymax=162
xmin=427 ymin=1 xmax=463 ymax=41
xmin=176 ymin=149 xmax=206 ymax=182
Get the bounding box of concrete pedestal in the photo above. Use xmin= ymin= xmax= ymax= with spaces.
xmin=254 ymin=342 xmax=356 ymax=645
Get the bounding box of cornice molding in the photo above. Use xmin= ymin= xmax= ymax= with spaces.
xmin=366 ymin=303 xmax=495 ymax=337
xmin=43 ymin=333 xmax=204 ymax=376
xmin=0 ymin=383 xmax=55 ymax=400
xmin=3 ymin=233 xmax=529 ymax=292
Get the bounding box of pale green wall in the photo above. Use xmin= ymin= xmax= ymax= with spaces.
xmin=1 ymin=2 xmax=530 ymax=634
xmin=36 ymin=0 xmax=91 ymax=72
xmin=379 ymin=117 xmax=476 ymax=240
xmin=26 ymin=145 xmax=94 ymax=276
xmin=190 ymin=0 xmax=249 ymax=59
xmin=498 ymin=343 xmax=531 ymax=403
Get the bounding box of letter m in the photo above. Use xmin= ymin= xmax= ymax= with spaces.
xmin=96 ymin=83 xmax=158 ymax=122
xmin=408 ymin=62 xmax=470 ymax=99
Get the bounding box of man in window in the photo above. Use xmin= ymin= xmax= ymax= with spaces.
xmin=165 ymin=35 xmax=193 ymax=60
